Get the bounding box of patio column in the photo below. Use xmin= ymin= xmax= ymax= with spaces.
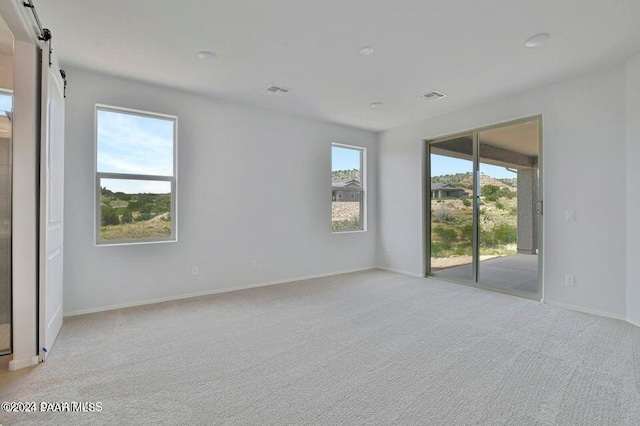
xmin=517 ymin=168 xmax=538 ymax=254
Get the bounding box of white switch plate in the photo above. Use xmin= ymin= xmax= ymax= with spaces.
xmin=191 ymin=266 xmax=199 ymax=276
xmin=250 ymin=260 xmax=257 ymax=269
xmin=565 ymin=210 xmax=575 ymax=221
xmin=565 ymin=275 xmax=575 ymax=286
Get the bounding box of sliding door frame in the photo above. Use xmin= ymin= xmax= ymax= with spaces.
xmin=424 ymin=115 xmax=543 ymax=301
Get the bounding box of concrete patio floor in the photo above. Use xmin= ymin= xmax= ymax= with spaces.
xmin=431 ymin=253 xmax=539 ymax=295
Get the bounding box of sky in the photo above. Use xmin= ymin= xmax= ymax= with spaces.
xmin=97 ymin=109 xmax=174 ymax=193
xmin=0 ymin=93 xmax=11 ymax=114
xmin=431 ymin=154 xmax=516 ymax=179
xmin=332 ymin=146 xmax=360 ymax=171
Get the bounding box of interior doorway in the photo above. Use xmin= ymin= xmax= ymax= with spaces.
xmin=426 ymin=117 xmax=542 ymax=300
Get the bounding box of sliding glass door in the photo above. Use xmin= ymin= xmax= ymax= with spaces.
xmin=427 ymin=118 xmax=542 ymax=300
xmin=429 ymin=135 xmax=475 ymax=282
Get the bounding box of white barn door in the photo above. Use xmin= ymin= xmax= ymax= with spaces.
xmin=38 ymin=45 xmax=65 ymax=361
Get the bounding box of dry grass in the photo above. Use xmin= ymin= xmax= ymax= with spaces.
xmin=101 ymin=219 xmax=170 ymax=240
xmin=331 ymin=201 xmax=360 ymax=222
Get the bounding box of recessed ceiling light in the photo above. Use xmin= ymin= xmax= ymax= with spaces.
xmin=197 ymin=50 xmax=218 ymax=61
xmin=370 ymin=101 xmax=383 ymax=108
xmin=525 ymin=33 xmax=550 ymax=48
xmin=359 ymin=46 xmax=374 ymax=56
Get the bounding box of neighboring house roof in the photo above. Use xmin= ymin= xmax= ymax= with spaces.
xmin=431 ymin=183 xmax=464 ymax=190
xmin=332 ymin=179 xmax=361 ymax=189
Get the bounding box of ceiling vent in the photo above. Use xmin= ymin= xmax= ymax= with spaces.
xmin=265 ymin=85 xmax=292 ymax=95
xmin=418 ymin=91 xmax=447 ymax=101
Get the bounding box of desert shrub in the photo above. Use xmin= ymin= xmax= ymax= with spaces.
xmin=459 ymin=224 xmax=474 ymax=244
xmin=493 ymin=224 xmax=517 ymax=244
xmin=501 ymin=187 xmax=516 ymax=199
xmin=434 ymin=226 xmax=457 ymax=244
xmin=332 ymin=217 xmax=360 ymax=231
xmin=136 ymin=213 xmax=154 ymax=222
xmin=101 ymin=205 xmax=119 ymax=226
xmin=495 ymin=201 xmax=505 ymax=210
xmin=462 ymin=198 xmax=471 ymax=207
xmin=480 ymin=230 xmax=496 ymax=247
xmin=434 ymin=206 xmax=454 ymax=222
xmin=121 ymin=210 xmax=133 ymax=224
xmin=431 ymin=241 xmax=450 ymax=258
xmin=454 ymin=244 xmax=472 ymax=256
xmin=510 ymin=207 xmax=518 ymax=215
xmin=482 ymin=185 xmax=500 ymax=201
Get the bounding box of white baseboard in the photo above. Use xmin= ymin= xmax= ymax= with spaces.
xmin=376 ymin=266 xmax=424 ymax=278
xmin=64 ymin=266 xmax=377 ymax=317
xmin=8 ymin=355 xmax=39 ymax=371
xmin=626 ymin=316 xmax=640 ymax=328
xmin=544 ymin=300 xmax=626 ymax=321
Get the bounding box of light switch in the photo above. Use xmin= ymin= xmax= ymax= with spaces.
xmin=565 ymin=210 xmax=575 ymax=221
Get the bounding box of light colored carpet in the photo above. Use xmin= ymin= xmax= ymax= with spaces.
xmin=3 ymin=269 xmax=640 ymax=425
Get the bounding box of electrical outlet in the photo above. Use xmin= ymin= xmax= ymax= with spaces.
xmin=191 ymin=266 xmax=199 ymax=276
xmin=385 ymin=248 xmax=391 ymax=257
xmin=565 ymin=210 xmax=575 ymax=221
xmin=565 ymin=275 xmax=575 ymax=286
xmin=250 ymin=260 xmax=257 ymax=269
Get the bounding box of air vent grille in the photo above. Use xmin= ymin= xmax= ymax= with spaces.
xmin=418 ymin=91 xmax=447 ymax=101
xmin=265 ymin=85 xmax=292 ymax=94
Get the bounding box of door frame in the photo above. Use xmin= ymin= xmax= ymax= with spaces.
xmin=424 ymin=115 xmax=543 ymax=301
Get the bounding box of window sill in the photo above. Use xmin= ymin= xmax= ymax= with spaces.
xmin=95 ymin=238 xmax=177 ymax=247
xmin=332 ymin=230 xmax=367 ymax=235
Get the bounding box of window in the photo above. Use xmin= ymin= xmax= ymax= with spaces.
xmin=0 ymin=91 xmax=12 ymax=115
xmin=331 ymin=143 xmax=365 ymax=232
xmin=95 ymin=106 xmax=177 ymax=244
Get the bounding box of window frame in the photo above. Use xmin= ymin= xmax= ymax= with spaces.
xmin=331 ymin=142 xmax=366 ymax=233
xmin=94 ymin=104 xmax=178 ymax=246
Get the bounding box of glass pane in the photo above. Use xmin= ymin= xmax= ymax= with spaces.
xmin=97 ymin=109 xmax=174 ymax=175
xmin=478 ymin=120 xmax=539 ymax=295
xmin=99 ymin=178 xmax=172 ymax=241
xmin=332 ymin=146 xmax=363 ymax=231
xmin=0 ymin=93 xmax=11 ymax=114
xmin=429 ymin=137 xmax=474 ymax=280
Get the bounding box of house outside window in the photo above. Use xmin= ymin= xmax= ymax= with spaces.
xmin=331 ymin=144 xmax=365 ymax=232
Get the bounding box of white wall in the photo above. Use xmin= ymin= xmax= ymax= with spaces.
xmin=10 ymin=40 xmax=39 ymax=369
xmin=626 ymin=53 xmax=640 ymax=325
xmin=64 ymin=68 xmax=377 ymax=315
xmin=0 ymin=52 xmax=13 ymax=89
xmin=378 ymin=64 xmax=628 ymax=318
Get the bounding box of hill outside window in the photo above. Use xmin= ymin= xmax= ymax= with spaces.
xmin=95 ymin=105 xmax=177 ymax=245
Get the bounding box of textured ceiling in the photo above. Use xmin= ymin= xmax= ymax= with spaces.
xmin=34 ymin=0 xmax=640 ymax=131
